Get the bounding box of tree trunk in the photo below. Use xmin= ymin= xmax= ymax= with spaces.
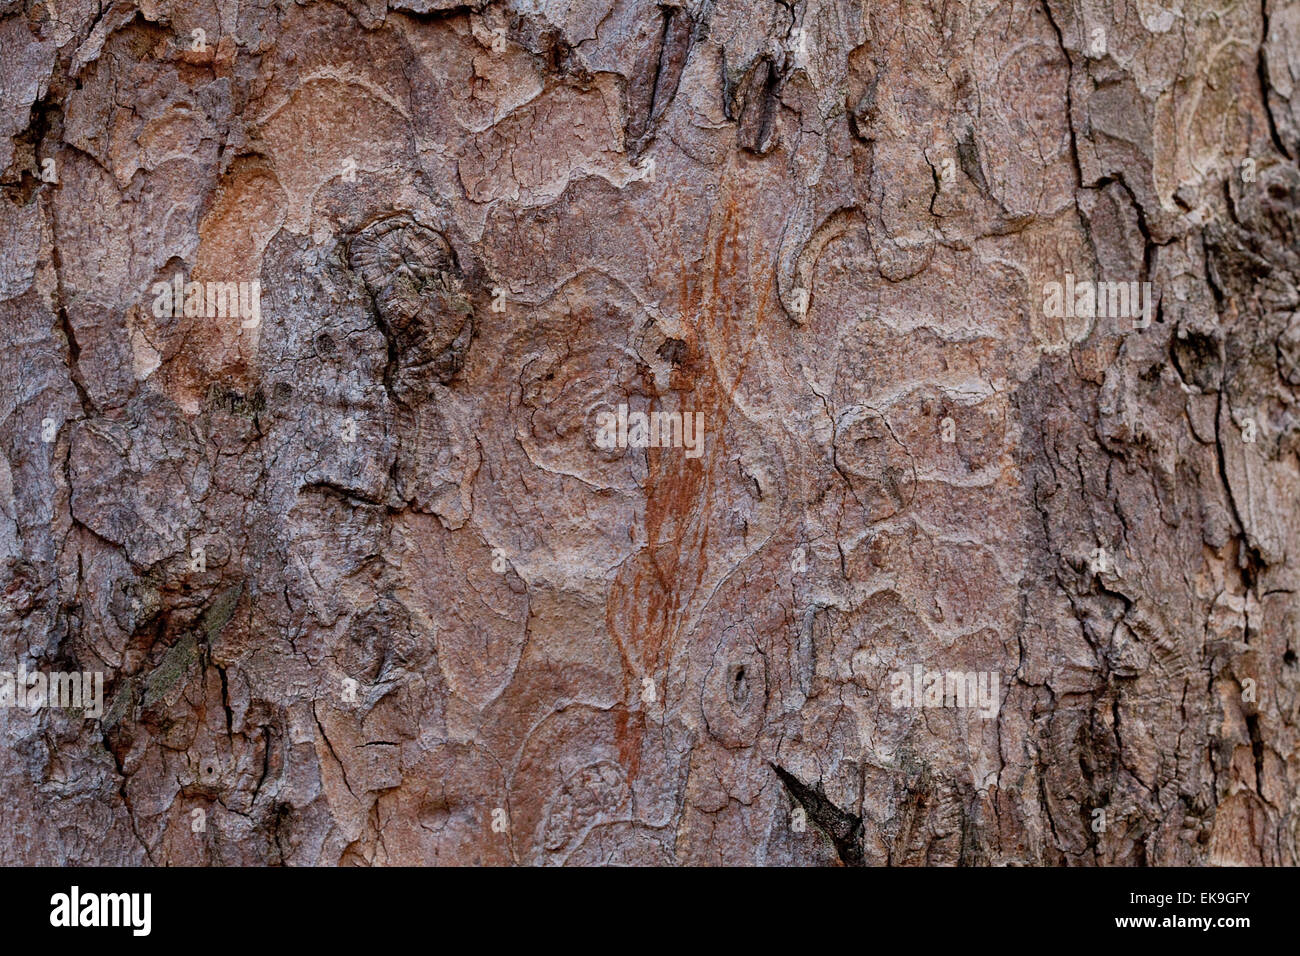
xmin=1 ymin=0 xmax=1298 ymax=865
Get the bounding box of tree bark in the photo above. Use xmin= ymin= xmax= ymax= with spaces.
xmin=1 ymin=0 xmax=1298 ymax=865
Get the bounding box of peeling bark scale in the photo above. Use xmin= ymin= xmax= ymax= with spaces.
xmin=0 ymin=0 xmax=1298 ymax=866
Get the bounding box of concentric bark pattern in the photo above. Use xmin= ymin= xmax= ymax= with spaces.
xmin=1 ymin=0 xmax=1298 ymax=865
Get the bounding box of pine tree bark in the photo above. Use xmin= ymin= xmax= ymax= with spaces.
xmin=1 ymin=0 xmax=1297 ymax=865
